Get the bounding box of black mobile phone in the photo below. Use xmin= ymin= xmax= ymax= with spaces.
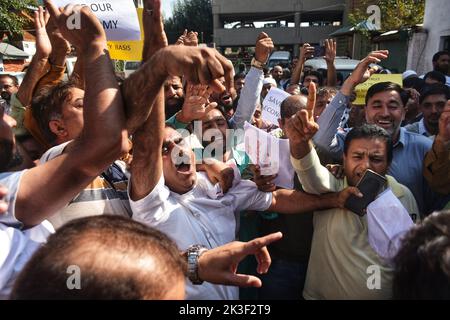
xmin=344 ymin=169 xmax=387 ymax=216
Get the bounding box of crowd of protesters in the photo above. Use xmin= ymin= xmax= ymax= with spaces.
xmin=0 ymin=0 xmax=449 ymax=300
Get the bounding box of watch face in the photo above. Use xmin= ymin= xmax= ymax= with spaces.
xmin=186 ymin=245 xmax=207 ymax=284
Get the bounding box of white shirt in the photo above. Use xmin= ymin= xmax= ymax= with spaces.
xmin=0 ymin=171 xmax=54 ymax=299
xmin=130 ymin=172 xmax=272 ymax=300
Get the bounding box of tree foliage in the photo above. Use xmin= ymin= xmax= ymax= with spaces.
xmin=164 ymin=0 xmax=213 ymax=44
xmin=0 ymin=0 xmax=37 ymax=39
xmin=349 ymin=0 xmax=425 ymax=34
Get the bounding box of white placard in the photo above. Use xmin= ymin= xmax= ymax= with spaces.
xmin=261 ymin=87 xmax=291 ymax=125
xmin=243 ymin=122 xmax=294 ymax=189
xmin=367 ymin=188 xmax=414 ymax=260
xmin=53 ymin=0 xmax=141 ymax=41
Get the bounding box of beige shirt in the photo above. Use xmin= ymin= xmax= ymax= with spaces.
xmin=291 ymin=148 xmax=419 ymax=300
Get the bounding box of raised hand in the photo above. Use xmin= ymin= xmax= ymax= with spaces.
xmin=299 ymin=43 xmax=315 ymax=62
xmin=34 ymin=6 xmax=51 ymax=59
xmin=198 ymin=232 xmax=283 ymax=287
xmin=254 ymin=32 xmax=274 ymax=64
xmin=324 ymin=39 xmax=336 ymax=64
xmin=143 ymin=0 xmax=168 ymax=60
xmin=285 ymin=82 xmax=319 ymax=144
xmin=158 ymin=46 xmax=234 ymax=93
xmin=438 ymin=100 xmax=450 ymax=142
xmin=44 ymin=0 xmax=106 ymax=52
xmin=177 ymin=83 xmax=217 ymax=123
xmin=46 ymin=16 xmax=71 ymax=66
xmin=185 ymin=31 xmax=199 ymax=47
xmin=341 ymin=50 xmax=389 ymax=95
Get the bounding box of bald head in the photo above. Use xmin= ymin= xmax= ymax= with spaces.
xmin=11 ymin=216 xmax=187 ymax=300
xmin=280 ymin=95 xmax=308 ymax=119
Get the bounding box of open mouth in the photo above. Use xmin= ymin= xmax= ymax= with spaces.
xmin=176 ymin=163 xmax=191 ymax=173
xmin=376 ymin=120 xmax=392 ymax=127
xmin=221 ymin=94 xmax=232 ymax=105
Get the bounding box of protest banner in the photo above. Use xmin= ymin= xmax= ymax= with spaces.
xmin=354 ymin=74 xmax=402 ymax=105
xmin=261 ymin=87 xmax=290 ymax=125
xmin=244 ymin=122 xmax=294 ymax=189
xmin=107 ymin=8 xmax=143 ymax=61
xmin=53 ymin=0 xmax=141 ymax=41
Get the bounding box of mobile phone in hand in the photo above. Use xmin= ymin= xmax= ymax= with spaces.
xmin=344 ymin=169 xmax=387 ymax=216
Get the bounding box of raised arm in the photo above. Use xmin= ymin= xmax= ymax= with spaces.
xmin=290 ymin=43 xmax=314 ymax=85
xmin=123 ymin=46 xmax=233 ymax=134
xmin=11 ymin=7 xmax=51 ymax=138
xmin=129 ymin=89 xmax=164 ymax=201
xmin=35 ymin=16 xmax=71 ymax=91
xmin=128 ymin=46 xmax=235 ymax=200
xmin=229 ymin=32 xmax=273 ymax=129
xmin=324 ymin=39 xmax=337 ymax=87
xmin=142 ymin=0 xmax=168 ymax=62
xmin=15 ymin=7 xmax=51 ymax=109
xmin=285 ymin=82 xmax=339 ymax=193
xmin=313 ymin=50 xmax=389 ymax=154
xmin=15 ymin=1 xmax=128 ymax=227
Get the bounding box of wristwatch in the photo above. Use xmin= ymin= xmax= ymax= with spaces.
xmin=251 ymin=57 xmax=266 ymax=69
xmin=186 ymin=244 xmax=208 ymax=285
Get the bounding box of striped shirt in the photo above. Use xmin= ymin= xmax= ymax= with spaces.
xmin=39 ymin=142 xmax=132 ymax=229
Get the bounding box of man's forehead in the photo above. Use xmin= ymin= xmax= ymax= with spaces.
xmin=423 ymin=94 xmax=447 ymax=103
xmin=163 ymin=127 xmax=182 ymax=141
xmin=368 ymin=90 xmax=402 ymax=103
xmin=349 ymin=138 xmax=386 ymax=151
xmin=203 ymin=109 xmax=225 ymax=123
xmin=165 ymin=76 xmax=182 ymax=86
xmin=0 ymin=77 xmax=13 ymax=84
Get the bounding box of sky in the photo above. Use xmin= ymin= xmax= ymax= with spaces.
xmin=162 ymin=0 xmax=177 ymax=18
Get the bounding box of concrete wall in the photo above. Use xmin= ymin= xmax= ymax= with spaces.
xmin=408 ymin=0 xmax=450 ymax=75
xmin=212 ymin=0 xmax=344 ymax=48
xmin=214 ymin=25 xmax=341 ymax=47
xmin=212 ymin=0 xmax=344 ymax=14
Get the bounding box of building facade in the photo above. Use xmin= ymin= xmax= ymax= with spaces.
xmin=212 ymin=0 xmax=346 ymax=55
xmin=407 ymin=0 xmax=450 ymax=75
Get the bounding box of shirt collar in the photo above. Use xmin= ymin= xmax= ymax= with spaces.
xmin=418 ymin=118 xmax=431 ymax=136
xmin=394 ymin=127 xmax=407 ymax=148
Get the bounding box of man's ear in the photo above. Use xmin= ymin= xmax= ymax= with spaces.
xmin=48 ymin=119 xmax=67 ymax=138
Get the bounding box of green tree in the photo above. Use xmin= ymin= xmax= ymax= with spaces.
xmin=0 ymin=0 xmax=37 ymax=40
xmin=164 ymin=0 xmax=213 ymax=44
xmin=349 ymin=0 xmax=425 ymax=35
